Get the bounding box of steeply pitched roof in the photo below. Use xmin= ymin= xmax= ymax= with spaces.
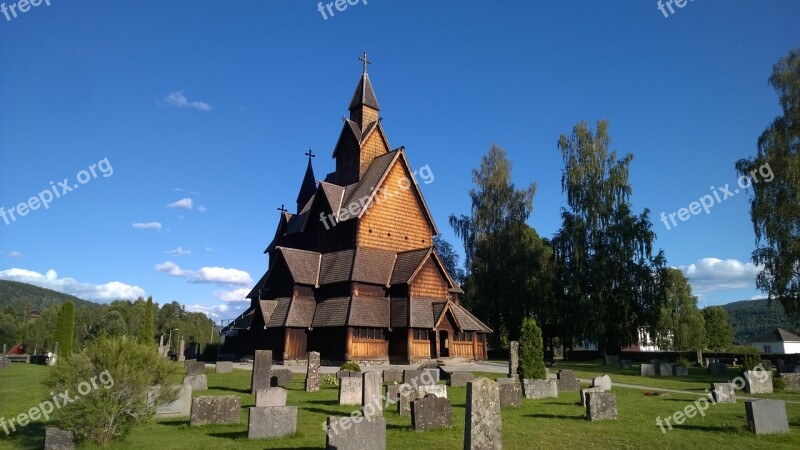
xmin=318 ymin=249 xmax=355 ymax=285
xmin=277 ymin=247 xmax=321 ymax=286
xmin=752 ymin=328 xmax=800 ymax=343
xmin=247 ymin=270 xmax=270 ymax=300
xmin=285 ymin=297 xmax=316 ymax=328
xmin=296 ymin=156 xmax=317 ymax=208
xmin=319 ymin=182 xmax=346 ymax=220
xmin=392 ymin=248 xmax=432 ymax=284
xmin=312 ymin=297 xmax=351 ymax=327
xmin=349 ymin=296 xmax=390 ymax=327
xmin=221 ymin=307 xmax=255 ymax=333
xmin=349 ymin=73 xmax=380 ymax=111
xmin=352 ymin=247 xmax=396 ymax=285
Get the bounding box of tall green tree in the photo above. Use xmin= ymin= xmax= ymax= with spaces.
xmin=702 ymin=306 xmax=734 ymax=350
xmin=655 ymin=269 xmax=705 ymax=351
xmin=138 ymin=297 xmax=156 ymax=345
xmin=552 ymin=120 xmax=667 ymax=353
xmin=433 ymin=236 xmax=466 ymax=286
xmin=519 ymin=317 xmax=547 ymax=379
xmin=736 ymin=49 xmax=800 ymax=323
xmin=54 ymin=301 xmax=75 ymax=357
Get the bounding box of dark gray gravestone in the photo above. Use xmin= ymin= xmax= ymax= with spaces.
xmin=640 ymin=364 xmax=656 ymax=376
xmin=411 ymin=394 xmax=452 ymax=431
xmin=383 ymin=369 xmax=403 ymax=383
xmin=464 ymin=378 xmax=502 ymax=450
xmin=385 ymin=384 xmax=401 ymax=403
xmin=586 ymin=392 xmax=618 ymax=421
xmin=675 ymin=366 xmax=689 ymax=376
xmin=44 ymin=427 xmax=74 ymax=450
xmin=398 ymin=389 xmax=422 ymax=416
xmin=270 ymin=368 xmax=293 ymax=387
xmin=557 ymin=369 xmax=580 ymax=392
xmin=450 ymin=371 xmax=474 ymax=387
xmin=423 ymin=368 xmax=440 ymax=383
xmin=189 ymin=396 xmax=241 ymax=426
xmin=708 ymin=362 xmax=727 ymax=375
xmin=658 ymin=362 xmax=673 ymax=376
xmin=248 ymin=406 xmax=297 ymax=439
xmin=337 ymin=370 xmax=360 ymax=380
xmin=403 ymin=369 xmax=424 ymax=384
xmin=509 ymin=341 xmax=519 ymax=380
xmin=306 ymin=351 xmax=321 ymax=392
xmin=780 ymin=373 xmax=800 ymax=391
xmin=251 ymin=350 xmax=272 ymax=395
xmin=711 ymin=383 xmax=736 ymax=403
xmin=619 ymin=359 xmax=632 ymax=369
xmin=497 ymin=379 xmax=522 ymax=407
xmin=745 ymin=399 xmax=789 ymax=435
xmin=215 ymin=361 xmax=233 ymax=374
xmin=326 ymin=416 xmax=386 ymax=450
xmin=186 ymin=361 xmax=206 ymax=376
xmin=604 ymin=354 xmax=619 ymax=366
xmin=362 ymin=371 xmax=384 ymax=419
xmin=776 ymin=359 xmax=786 ymax=374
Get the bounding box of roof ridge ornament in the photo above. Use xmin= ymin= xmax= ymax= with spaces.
xmin=359 ymin=52 xmax=371 ymax=75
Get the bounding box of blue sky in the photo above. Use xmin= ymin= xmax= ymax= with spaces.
xmin=1 ymin=0 xmax=798 ymax=321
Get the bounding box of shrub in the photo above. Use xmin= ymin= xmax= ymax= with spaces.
xmin=742 ymin=354 xmax=763 ymax=371
xmin=322 ymin=374 xmax=339 ymax=387
xmin=519 ymin=317 xmax=547 ymax=379
xmin=340 ymin=361 xmax=361 ymax=372
xmin=773 ymin=377 xmax=785 ymax=391
xmin=54 ymin=301 xmax=75 ymax=358
xmin=42 ymin=336 xmax=177 ymax=446
xmin=674 ymin=357 xmax=690 ymax=368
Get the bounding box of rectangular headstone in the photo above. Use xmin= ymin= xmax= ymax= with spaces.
xmin=337 ymin=370 xmax=360 ymax=380
xmin=339 ymin=377 xmax=363 ymax=405
xmin=149 ymin=385 xmax=192 ymax=417
xmin=450 ymin=371 xmax=474 ymax=387
xmin=465 ymin=378 xmax=502 ymax=450
xmin=708 ymin=362 xmax=727 ymax=375
xmin=190 ymin=396 xmax=241 ymax=426
xmin=591 ymin=375 xmax=612 ymax=391
xmin=385 ymin=384 xmax=401 ymax=403
xmin=178 ymin=339 xmax=186 ymax=362
xmin=604 ymin=354 xmax=619 ymax=366
xmin=326 ymin=416 xmax=386 ymax=450
xmin=255 ymin=387 xmax=287 ymax=407
xmin=658 ymin=362 xmax=673 ymax=376
xmin=270 ymin=368 xmax=294 ymax=387
xmin=586 ymin=391 xmax=617 ymax=421
xmin=580 ymin=386 xmax=605 ymax=407
xmin=186 ymin=361 xmax=206 ymax=376
xmin=411 ymin=395 xmax=452 ymax=431
xmin=248 ymin=406 xmax=297 ymax=439
xmin=398 ymin=389 xmax=422 ymax=416
xmin=383 ymin=369 xmax=403 ymax=384
xmin=675 ymin=366 xmax=689 ymax=376
xmin=523 ymin=379 xmax=558 ymax=399
xmin=362 ymin=371 xmax=384 ymax=418
xmin=215 ymin=361 xmax=233 ymax=374
xmin=306 ymin=351 xmax=321 ymax=392
xmin=619 ymin=359 xmax=632 ymax=369
xmin=557 ymin=369 xmax=579 ymax=392
xmin=776 ymin=359 xmax=786 ymax=374
xmin=251 ymin=350 xmax=272 ymax=395
xmin=498 ymin=380 xmax=521 ymax=407
xmin=509 ymin=341 xmax=519 ymax=380
xmin=745 ymin=399 xmax=789 ymax=435
xmin=183 ymin=375 xmax=208 ymax=391
xmin=711 ymin=383 xmax=736 ymax=403
xmin=640 ymin=364 xmax=656 ymax=376
xmin=44 ymin=427 xmax=74 ymax=450
xmin=744 ymin=370 xmax=773 ymax=394
xmin=418 ymin=384 xmax=447 ymax=399
xmin=780 ymin=373 xmax=800 ymax=391
xmin=423 ymin=368 xmax=440 ymax=383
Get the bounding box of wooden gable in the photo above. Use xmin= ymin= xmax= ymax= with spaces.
xmin=409 ymin=257 xmax=449 ymax=299
xmin=358 ymin=123 xmax=390 ymax=178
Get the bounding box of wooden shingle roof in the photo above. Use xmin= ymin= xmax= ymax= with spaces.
xmin=349 ymin=296 xmax=390 ymax=328
xmin=349 ymin=73 xmax=380 ymax=111
xmin=312 ymin=297 xmax=351 ymax=328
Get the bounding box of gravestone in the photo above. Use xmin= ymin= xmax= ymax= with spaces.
xmin=149 ymin=385 xmax=192 ymax=417
xmin=592 ymin=375 xmax=612 ymax=391
xmin=780 ymin=373 xmax=800 ymax=390
xmin=305 ymin=351 xmax=321 ymax=392
xmin=385 ymin=384 xmax=401 ymax=403
xmin=248 ymin=406 xmax=297 ymax=439
xmin=619 ymin=359 xmax=632 ymax=369
xmin=579 ymin=386 xmax=605 ymax=407
xmin=522 ymin=379 xmax=558 ymax=399
xmin=325 ymin=416 xmax=386 ymax=450
xmin=271 ymin=368 xmax=293 ymax=387
xmin=702 ymin=358 xmax=710 ymax=368
xmin=339 ymin=376 xmax=363 ymax=405
xmin=450 ymin=371 xmax=474 ymax=387
xmin=216 ymin=361 xmax=233 ymax=374
xmin=776 ymin=359 xmax=786 ymax=374
xmin=383 ymin=369 xmax=403 ymax=384
xmin=411 ymin=394 xmax=452 ymax=431
xmin=658 ymin=362 xmax=673 ymax=376
xmin=586 ymin=391 xmax=618 ymax=421
xmin=183 ymin=375 xmax=208 ymax=391
xmin=424 ymin=368 xmax=440 ymax=383
xmin=337 ymin=370 xmax=360 ymax=379
xmin=497 ymin=379 xmax=522 ymax=407
xmin=190 ymin=396 xmax=241 ymax=426
xmin=362 ymin=371 xmax=384 ymax=418
xmin=255 ymin=387 xmax=287 ymax=407
xmin=398 ymin=389 xmax=423 ymax=416
xmin=186 ymin=361 xmax=206 ymax=376
xmin=708 ymin=362 xmax=727 ymax=375
xmin=464 ymin=378 xmax=502 ymax=450
xmin=404 ymin=369 xmax=424 ymax=384
xmin=711 ymin=383 xmax=736 ymax=403
xmin=557 ymin=369 xmax=580 ymax=392
xmin=44 ymin=427 xmax=74 ymax=450
xmin=675 ymin=366 xmax=689 ymax=376
xmin=509 ymin=341 xmax=519 ymax=380
xmin=744 ymin=399 xmax=789 ymax=435
xmin=418 ymin=384 xmax=448 ymax=399
xmin=640 ymin=364 xmax=656 ymax=376
xmin=744 ymin=370 xmax=773 ymax=394
xmin=251 ymin=350 xmax=272 ymax=395
xmin=604 ymin=354 xmax=619 ymax=366
xmin=177 ymin=339 xmax=186 ymax=362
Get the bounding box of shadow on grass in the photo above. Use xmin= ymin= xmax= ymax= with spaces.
xmin=155 ymin=420 xmax=190 ymax=428
xmin=525 ymin=413 xmax=584 ymax=421
xmin=1 ymin=421 xmax=46 ymax=449
xmin=673 ymin=424 xmax=742 ymax=433
xmin=303 ymin=407 xmax=351 ymax=416
xmin=210 ymin=386 xmax=251 ymax=395
xmin=306 ymin=399 xmax=339 ymax=406
xmin=208 ymin=431 xmax=248 ymax=439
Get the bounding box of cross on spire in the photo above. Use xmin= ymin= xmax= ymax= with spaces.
xmin=305 ymin=149 xmax=315 ymax=159
xmin=277 ymin=204 xmax=287 ymax=213
xmin=359 ymin=52 xmax=371 ymax=75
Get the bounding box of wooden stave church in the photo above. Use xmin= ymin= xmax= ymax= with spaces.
xmin=223 ymin=57 xmax=491 ymax=364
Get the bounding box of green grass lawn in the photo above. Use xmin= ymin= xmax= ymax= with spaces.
xmin=0 ymin=363 xmax=798 ymax=449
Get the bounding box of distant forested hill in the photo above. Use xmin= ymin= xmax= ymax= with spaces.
xmin=721 ymin=298 xmax=799 ymax=344
xmin=0 ymin=280 xmax=99 ymax=313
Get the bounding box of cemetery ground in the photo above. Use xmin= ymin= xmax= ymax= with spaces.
xmin=0 ymin=362 xmax=799 ymax=449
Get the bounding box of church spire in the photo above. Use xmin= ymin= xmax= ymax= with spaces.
xmin=348 ymin=52 xmax=380 ymax=129
xmin=295 ymin=150 xmax=316 ymax=212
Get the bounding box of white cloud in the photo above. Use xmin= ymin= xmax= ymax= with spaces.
xmin=679 ymin=258 xmax=762 ymax=294
xmin=167 ymin=198 xmax=193 ymax=209
xmin=204 ymin=247 xmax=214 ymax=252
xmin=8 ymin=251 xmax=22 ymax=258
xmin=214 ymin=288 xmax=251 ymax=302
xmin=197 ymin=205 xmax=208 ymax=213
xmin=185 ymin=303 xmax=230 ymax=319
xmin=174 ymin=187 xmax=184 ymax=192
xmin=132 ymin=222 xmax=162 ymax=230
xmin=164 ymin=91 xmax=213 ymax=112
xmin=155 ymin=261 xmax=252 ymax=286
xmin=167 ymin=247 xmax=191 ymax=256
xmin=0 ymin=268 xmax=146 ymax=302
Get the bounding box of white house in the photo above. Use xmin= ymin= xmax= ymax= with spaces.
xmin=751 ymin=328 xmax=800 ymax=354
